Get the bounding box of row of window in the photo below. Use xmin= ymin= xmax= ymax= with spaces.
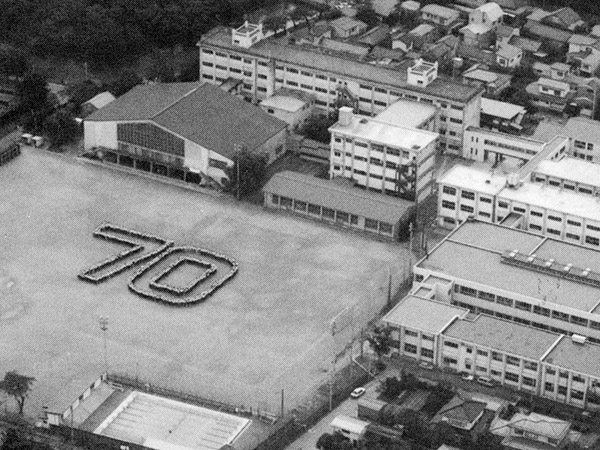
xmin=454 ymin=284 xmax=600 ymax=331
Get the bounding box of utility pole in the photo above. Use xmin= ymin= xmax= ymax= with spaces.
xmin=280 ymin=389 xmax=284 ymax=418
xmin=99 ymin=316 xmax=109 ymax=375
xmin=409 ymin=222 xmax=414 ymax=271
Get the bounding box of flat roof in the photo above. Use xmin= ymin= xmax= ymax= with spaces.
xmin=263 ymin=171 xmax=414 ymax=224
xmin=444 ymin=314 xmax=560 ymax=360
xmin=330 ymin=115 xmax=439 ymax=150
xmin=418 ymin=221 xmax=600 ymax=312
xmin=199 ymin=27 xmax=483 ymax=103
xmin=260 ymin=95 xmax=306 ymax=112
xmin=499 ymin=182 xmax=600 ymax=223
xmin=438 ymin=165 xmax=507 ymax=196
xmin=382 ymin=295 xmax=468 ymax=334
xmin=94 ymin=391 xmax=249 ymax=450
xmin=544 ymin=336 xmax=600 ymax=378
xmin=534 ymin=157 xmax=600 ymax=187
xmin=463 ymin=69 xmax=499 ymax=83
xmin=562 ymin=116 xmax=600 ymax=144
xmin=481 ymin=98 xmax=526 ymax=120
xmin=374 ymin=99 xmax=438 ymax=128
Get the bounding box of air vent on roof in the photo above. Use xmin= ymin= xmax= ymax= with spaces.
xmin=564 ymin=263 xmax=573 ymax=272
xmin=582 ymin=268 xmax=591 ymax=277
xmin=545 ymin=258 xmax=555 ymax=267
xmin=509 ymin=249 xmax=519 ymax=258
xmin=527 ymin=254 xmax=536 ymax=263
xmin=572 ymin=334 xmax=587 ymax=345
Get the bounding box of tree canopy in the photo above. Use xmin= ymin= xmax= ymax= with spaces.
xmin=0 ymin=371 xmax=36 ymax=414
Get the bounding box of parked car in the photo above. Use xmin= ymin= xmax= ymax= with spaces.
xmin=477 ymin=376 xmax=495 ymax=387
xmin=461 ymin=373 xmax=474 ymax=382
xmin=351 ymin=387 xmax=366 ymax=398
xmin=419 ymin=362 xmax=434 ymax=371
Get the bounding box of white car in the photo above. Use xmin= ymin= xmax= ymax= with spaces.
xmin=350 ymin=387 xmax=366 ymax=398
xmin=419 ymin=362 xmax=434 ymax=371
xmin=461 ymin=373 xmax=474 ymax=382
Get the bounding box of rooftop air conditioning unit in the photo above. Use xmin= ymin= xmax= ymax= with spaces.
xmin=582 ymin=268 xmax=591 ymax=277
xmin=545 ymin=258 xmax=555 ymax=267
xmin=572 ymin=334 xmax=587 ymax=345
xmin=564 ymin=263 xmax=573 ymax=272
xmin=527 ymin=254 xmax=536 ymax=263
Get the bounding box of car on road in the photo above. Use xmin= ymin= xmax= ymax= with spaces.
xmin=419 ymin=362 xmax=434 ymax=371
xmin=350 ymin=387 xmax=366 ymax=398
xmin=461 ymin=373 xmax=474 ymax=382
xmin=477 ymin=376 xmax=495 ymax=387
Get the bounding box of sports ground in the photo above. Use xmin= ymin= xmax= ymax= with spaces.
xmin=0 ymin=148 xmax=409 ymax=417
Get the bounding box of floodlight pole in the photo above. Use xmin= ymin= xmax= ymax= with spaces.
xmin=99 ymin=316 xmax=109 ymax=376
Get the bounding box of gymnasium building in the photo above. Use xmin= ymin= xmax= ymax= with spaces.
xmin=84 ymin=82 xmax=287 ymax=187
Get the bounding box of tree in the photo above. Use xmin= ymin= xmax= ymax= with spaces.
xmin=367 ymin=325 xmax=392 ymax=363
xmin=0 ymin=45 xmax=30 ymax=78
xmin=316 ymin=432 xmax=352 ymax=450
xmin=263 ymin=15 xmax=288 ymax=35
xmin=17 ymin=72 xmax=50 ymax=112
xmin=356 ymin=3 xmax=379 ymax=29
xmin=379 ymin=376 xmax=403 ymax=399
xmin=301 ymin=113 xmax=338 ymax=144
xmin=108 ymin=69 xmax=142 ymax=97
xmin=0 ymin=371 xmax=35 ymax=414
xmin=226 ymin=148 xmax=268 ymax=199
xmin=44 ymin=110 xmax=80 ymax=148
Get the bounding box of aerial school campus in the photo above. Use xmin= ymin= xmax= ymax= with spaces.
xmin=0 ymin=146 xmax=406 ymax=449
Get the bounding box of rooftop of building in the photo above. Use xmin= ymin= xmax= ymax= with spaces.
xmin=382 ymin=295 xmax=468 ymax=333
xmin=421 ymin=3 xmax=459 ymax=19
xmin=444 ymin=314 xmax=560 ymax=360
xmin=544 ymin=335 xmax=600 ymax=378
xmin=331 ymin=415 xmax=369 ymax=434
xmin=562 ymin=116 xmax=600 ymax=143
xmin=417 ymin=220 xmax=600 ymax=312
xmin=499 ymin=181 xmax=600 ymax=223
xmin=463 ymin=68 xmax=500 ymax=83
xmin=497 ymin=43 xmax=522 ymax=59
xmin=508 ymin=35 xmax=542 ymax=53
xmin=86 ymin=83 xmax=287 ymax=159
xmin=481 ymin=98 xmax=525 ymax=120
xmin=85 ymin=82 xmax=202 ymax=122
xmin=538 ymin=77 xmax=570 ymax=90
xmin=262 ymin=171 xmax=414 ymax=224
xmin=83 ymin=91 xmax=116 ymax=110
xmin=506 ymin=412 xmax=571 ymax=439
xmin=330 ymin=16 xmax=367 ymax=31
xmin=330 ymin=113 xmax=439 ymax=150
xmin=198 ymin=27 xmax=483 ymax=103
xmin=568 ymin=34 xmax=598 ymax=46
xmin=533 ymin=157 xmax=600 ymax=187
xmin=431 ymin=395 xmax=487 ymax=425
xmin=439 ymin=164 xmax=508 ymax=196
xmin=476 ymin=2 xmax=504 ymax=20
xmin=523 ymin=21 xmax=572 ymax=43
xmin=374 ymin=99 xmax=437 ymax=128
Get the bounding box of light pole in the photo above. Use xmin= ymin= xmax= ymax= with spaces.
xmin=99 ymin=316 xmax=109 ymax=376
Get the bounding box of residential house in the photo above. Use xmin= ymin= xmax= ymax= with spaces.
xmin=502 ymin=413 xmax=571 ymax=450
xmin=461 ymin=2 xmax=504 ymax=47
xmin=508 ymin=35 xmax=542 ymax=58
xmin=357 ymin=24 xmax=391 ymax=47
xmin=421 ymin=4 xmax=460 ymax=27
xmin=392 ymin=24 xmax=437 ymax=52
xmin=462 ymin=66 xmax=512 ymax=95
xmin=496 ymin=42 xmax=522 ymax=68
xmin=431 ymin=396 xmax=487 ymax=430
xmin=331 ymin=416 xmax=369 ymax=445
xmin=540 ymin=7 xmax=585 ymax=32
xmin=330 ymin=16 xmax=368 ymax=38
xmin=480 ymin=97 xmax=526 ymax=133
xmin=523 ymin=13 xmax=572 ymax=50
xmin=401 ymin=0 xmax=421 ymax=13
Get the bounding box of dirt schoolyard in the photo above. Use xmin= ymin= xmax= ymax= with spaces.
xmin=0 ymin=148 xmax=409 ymax=418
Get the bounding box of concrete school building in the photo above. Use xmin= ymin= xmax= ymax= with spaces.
xmin=437 ymin=155 xmax=600 ymax=250
xmin=382 ymin=222 xmax=600 ymax=409
xmin=84 ymin=82 xmax=287 ymax=187
xmin=197 ymin=23 xmax=483 ymax=155
xmin=329 ymin=102 xmax=439 ymax=203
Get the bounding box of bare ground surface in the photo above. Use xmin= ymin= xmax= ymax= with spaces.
xmin=0 ymin=148 xmax=410 ymax=418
